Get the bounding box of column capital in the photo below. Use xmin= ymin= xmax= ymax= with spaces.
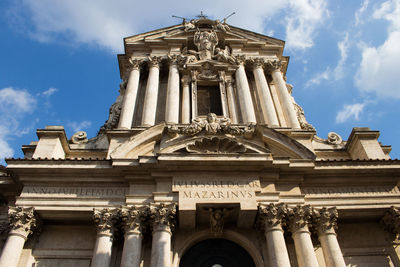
xmin=128 ymin=57 xmax=143 ymax=70
xmin=381 ymin=206 xmax=400 ymax=237
xmin=8 ymin=206 xmax=39 ymax=239
xmin=288 ymin=205 xmax=312 ymax=234
xmin=149 ymin=203 xmax=177 ymax=233
xmin=234 ymin=55 xmax=247 ymax=65
xmin=248 ymin=57 xmax=266 ymax=70
xmin=313 ymin=207 xmax=338 ymax=235
xmin=181 ymin=75 xmax=191 ymax=85
xmin=257 ymin=203 xmax=288 ymax=232
xmin=167 ymin=54 xmax=181 ymax=66
xmin=147 ymin=56 xmax=162 ymax=68
xmin=93 ymin=208 xmax=118 ymax=237
xmin=265 ymin=59 xmax=283 ymax=73
xmin=120 ymin=206 xmax=149 ymax=235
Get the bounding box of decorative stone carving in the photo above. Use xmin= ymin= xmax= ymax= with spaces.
xmin=187 ymin=137 xmax=246 ymax=153
xmin=209 ymin=208 xmax=228 ymax=236
xmin=214 ymin=46 xmax=237 ymax=64
xmin=8 ymin=206 xmax=38 ymax=237
xmin=93 ymin=208 xmax=119 ymax=236
xmin=327 ymin=132 xmax=343 ymax=145
xmin=313 ymin=207 xmax=338 ymax=235
xmin=71 ymin=131 xmax=88 ymax=144
xmin=257 ymin=203 xmax=288 ymax=231
xmin=249 ymin=58 xmax=265 ymax=69
xmin=167 ymin=113 xmax=256 ymax=137
xmin=99 ymin=94 xmax=123 ymax=132
xmin=288 ymin=205 xmax=313 ymax=233
xmin=293 ymin=101 xmax=315 ymax=131
xmin=120 ymin=206 xmax=149 ymax=235
xmin=198 ymin=62 xmax=218 ymax=80
xmin=193 ymin=30 xmax=218 ymax=60
xmin=214 ymin=19 xmax=230 ymax=32
xmin=149 ymin=203 xmax=177 ymax=233
xmin=128 ymin=57 xmax=142 ymax=70
xmin=181 ymin=47 xmax=198 ymax=68
xmin=183 ymin=19 xmax=196 ymax=32
xmin=147 ymin=56 xmax=162 ymax=68
xmin=235 ymin=55 xmax=246 ymax=65
xmin=381 ymin=206 xmax=400 ymax=237
xmin=265 ymin=60 xmax=282 ymax=72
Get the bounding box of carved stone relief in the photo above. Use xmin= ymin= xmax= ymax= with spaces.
xmin=186 ymin=137 xmax=246 ymax=153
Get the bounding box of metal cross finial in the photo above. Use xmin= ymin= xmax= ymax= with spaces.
xmin=196 ymin=11 xmax=208 ymax=19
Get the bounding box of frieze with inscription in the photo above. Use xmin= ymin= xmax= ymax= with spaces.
xmin=22 ymin=186 xmax=128 ymax=198
xmin=303 ymin=186 xmax=400 ymax=196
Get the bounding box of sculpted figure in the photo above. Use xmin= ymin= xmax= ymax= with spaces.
xmin=194 ymin=30 xmax=218 ymax=60
xmin=181 ymin=47 xmax=198 ymax=67
xmin=214 ymin=46 xmax=237 ymax=64
xmin=204 ymin=113 xmax=221 ymax=134
xmin=215 ymin=19 xmax=230 ymax=32
xmin=183 ymin=19 xmax=196 ymax=32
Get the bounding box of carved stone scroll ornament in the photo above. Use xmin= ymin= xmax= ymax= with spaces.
xmin=71 ymin=131 xmax=88 ymax=144
xmin=293 ymin=101 xmax=315 ymax=131
xmin=381 ymin=206 xmax=400 ymax=238
xmin=149 ymin=203 xmax=177 ymax=233
xmin=288 ymin=205 xmax=313 ymax=233
xmin=93 ymin=208 xmax=119 ymax=236
xmin=8 ymin=207 xmax=38 ymax=238
xmin=186 ymin=137 xmax=246 ymax=153
xmin=265 ymin=60 xmax=282 ymax=72
xmin=313 ymin=207 xmax=338 ymax=235
xmin=120 ymin=206 xmax=149 ymax=235
xmin=327 ymin=132 xmax=343 ymax=145
xmin=167 ymin=113 xmax=256 ymax=137
xmin=147 ymin=56 xmax=163 ymax=68
xmin=257 ymin=203 xmax=288 ymax=232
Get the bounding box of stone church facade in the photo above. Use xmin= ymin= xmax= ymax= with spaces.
xmin=1 ymin=17 xmax=400 ymax=267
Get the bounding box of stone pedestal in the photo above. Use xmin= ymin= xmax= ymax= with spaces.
xmin=118 ymin=59 xmax=141 ymax=129
xmin=91 ymin=209 xmax=117 ymax=267
xmin=142 ymin=57 xmax=161 ymax=126
xmin=165 ymin=58 xmax=180 ymax=124
xmin=289 ymin=206 xmax=319 ymax=267
xmin=235 ymin=63 xmax=257 ymax=123
xmin=0 ymin=207 xmax=37 ymax=267
xmin=269 ymin=62 xmax=300 ymax=129
xmin=259 ymin=204 xmax=291 ymax=267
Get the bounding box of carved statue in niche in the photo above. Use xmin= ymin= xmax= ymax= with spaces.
xmin=193 ymin=30 xmax=218 ymax=60
xmin=209 ymin=208 xmax=227 ymax=235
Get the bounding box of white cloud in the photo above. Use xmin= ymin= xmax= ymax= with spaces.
xmin=355 ymin=0 xmax=400 ymax=99
xmin=0 ymin=87 xmax=37 ymax=160
xmin=41 ymin=87 xmax=58 ymax=97
xmin=285 ymin=0 xmax=329 ymax=50
xmin=335 ymin=103 xmax=365 ymax=123
xmin=67 ymin=121 xmax=92 ymax=133
xmin=306 ymin=33 xmax=349 ymax=86
xmin=355 ymin=0 xmax=369 ymax=26
xmin=8 ymin=0 xmax=328 ymax=53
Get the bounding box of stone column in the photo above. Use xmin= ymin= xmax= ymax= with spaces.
xmin=91 ymin=209 xmax=117 ymax=267
xmin=267 ymin=60 xmax=301 ymax=129
xmin=251 ymin=58 xmax=279 ymax=126
xmin=142 ymin=56 xmax=162 ymax=126
xmin=150 ymin=203 xmax=176 ymax=267
xmin=165 ymin=55 xmax=180 ymax=124
xmin=288 ymin=205 xmax=319 ymax=267
xmin=235 ymin=57 xmax=257 ymax=123
xmin=258 ymin=203 xmax=291 ymax=267
xmin=120 ymin=206 xmax=148 ymax=267
xmin=181 ymin=75 xmax=191 ymax=124
xmin=225 ymin=79 xmax=239 ymax=124
xmin=0 ymin=207 xmax=38 ymax=267
xmin=314 ymin=208 xmax=346 ymax=267
xmin=118 ymin=58 xmax=142 ymax=129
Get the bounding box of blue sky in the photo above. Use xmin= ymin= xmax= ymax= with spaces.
xmin=1 ymin=0 xmax=400 ymax=163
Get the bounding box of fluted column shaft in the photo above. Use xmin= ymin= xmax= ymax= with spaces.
xmin=270 ymin=64 xmax=300 ymax=129
xmin=165 ymin=57 xmax=180 ymax=124
xmin=252 ymin=61 xmax=279 ymax=126
xmin=289 ymin=206 xmax=319 ymax=267
xmin=91 ymin=209 xmax=117 ymax=267
xmin=259 ymin=204 xmax=291 ymax=267
xmin=142 ymin=57 xmax=161 ymax=126
xmin=235 ymin=63 xmax=257 ymax=123
xmin=0 ymin=207 xmax=37 ymax=267
xmin=226 ymin=80 xmax=239 ymax=124
xmin=150 ymin=204 xmax=176 ymax=267
xmin=118 ymin=59 xmax=141 ymax=129
xmin=315 ymin=208 xmax=346 ymax=267
xmin=181 ymin=76 xmax=190 ymax=124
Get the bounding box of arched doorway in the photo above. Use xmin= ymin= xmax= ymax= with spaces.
xmin=179 ymin=238 xmax=256 ymax=267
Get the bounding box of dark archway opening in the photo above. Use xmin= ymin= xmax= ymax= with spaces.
xmin=179 ymin=238 xmax=256 ymax=267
